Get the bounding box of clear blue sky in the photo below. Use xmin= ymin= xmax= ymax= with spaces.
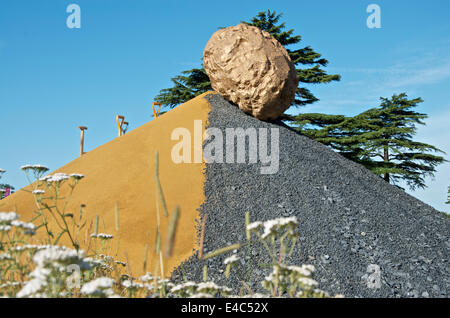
xmin=1 ymin=0 xmax=449 ymax=212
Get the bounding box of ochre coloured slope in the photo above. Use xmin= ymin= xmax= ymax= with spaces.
xmin=1 ymin=91 xmax=215 ymax=276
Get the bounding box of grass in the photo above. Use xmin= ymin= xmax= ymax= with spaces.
xmin=0 ymin=156 xmax=342 ymax=298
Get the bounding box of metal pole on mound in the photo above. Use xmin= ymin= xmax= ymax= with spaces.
xmin=78 ymin=126 xmax=88 ymax=156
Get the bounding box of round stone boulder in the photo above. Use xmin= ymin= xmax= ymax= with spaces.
xmin=203 ymin=23 xmax=298 ymax=120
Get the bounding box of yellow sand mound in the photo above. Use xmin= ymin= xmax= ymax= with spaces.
xmin=1 ymin=91 xmax=215 ymax=276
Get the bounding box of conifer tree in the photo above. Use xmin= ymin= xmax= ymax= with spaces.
xmin=295 ymin=93 xmax=447 ymax=190
xmin=155 ymin=10 xmax=340 ymax=108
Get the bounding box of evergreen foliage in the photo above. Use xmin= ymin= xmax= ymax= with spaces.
xmin=154 ymin=10 xmax=340 ymax=108
xmin=295 ymin=93 xmax=447 ymax=190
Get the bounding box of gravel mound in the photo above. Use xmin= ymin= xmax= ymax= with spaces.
xmin=172 ymin=94 xmax=450 ymax=298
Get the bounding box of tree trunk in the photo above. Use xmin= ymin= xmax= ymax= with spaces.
xmin=384 ymin=146 xmax=390 ymax=183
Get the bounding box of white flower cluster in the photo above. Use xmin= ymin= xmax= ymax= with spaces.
xmin=9 ymin=244 xmax=50 ymax=253
xmin=0 ymin=225 xmax=11 ymax=232
xmin=40 ymin=173 xmax=70 ymax=183
xmin=81 ymin=277 xmax=115 ymax=297
xmin=90 ymin=233 xmax=114 ymax=240
xmin=261 ymin=217 xmax=298 ymax=239
xmin=0 ymin=253 xmax=12 ymax=261
xmin=189 ymin=293 xmax=213 ymax=298
xmin=11 ymin=220 xmax=37 ymax=235
xmin=122 ymin=280 xmax=144 ymax=290
xmin=0 ymin=281 xmax=20 ymax=290
xmin=32 ymin=189 xmax=45 ymax=195
xmin=0 ymin=212 xmax=20 ymax=225
xmin=139 ymin=273 xmax=155 ymax=282
xmin=286 ymin=264 xmax=315 ymax=277
xmin=262 ymin=263 xmax=324 ymax=297
xmin=247 ymin=216 xmax=299 ymax=240
xmin=32 ymin=246 xmax=89 ymax=270
xmin=21 ymin=164 xmax=49 ymax=172
xmin=224 ymin=254 xmax=240 ymax=265
xmin=69 ymin=173 xmax=84 ymax=180
xmin=170 ymin=281 xmax=232 ymax=297
xmin=16 ymin=246 xmax=91 ymax=298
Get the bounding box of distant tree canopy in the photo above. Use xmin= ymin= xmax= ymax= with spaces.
xmin=294 ymin=93 xmax=447 ymax=190
xmin=0 ymin=184 xmax=14 ymax=199
xmin=154 ymin=10 xmax=340 ymax=109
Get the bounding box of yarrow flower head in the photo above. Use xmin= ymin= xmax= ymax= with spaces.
xmin=90 ymin=233 xmax=114 ymax=240
xmin=261 ymin=217 xmax=299 ymax=240
xmin=69 ymin=173 xmax=84 ymax=181
xmin=21 ymin=165 xmax=49 ymax=178
xmin=81 ymin=277 xmax=115 ymax=297
xmin=32 ymin=189 xmax=45 ymax=195
xmin=246 ymin=221 xmax=263 ymax=232
xmin=122 ymin=280 xmax=144 ymax=290
xmin=0 ymin=212 xmax=20 ymax=225
xmin=0 ymin=253 xmax=12 ymax=261
xmin=139 ymin=273 xmax=155 ymax=282
xmin=40 ymin=173 xmax=70 ymax=184
xmin=224 ymin=254 xmax=240 ymax=265
xmin=0 ymin=225 xmax=12 ymax=232
xmin=11 ymin=220 xmax=37 ymax=235
xmin=32 ymin=246 xmax=89 ymax=270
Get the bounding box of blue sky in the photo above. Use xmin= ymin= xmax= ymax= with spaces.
xmin=1 ymin=0 xmax=449 ymax=212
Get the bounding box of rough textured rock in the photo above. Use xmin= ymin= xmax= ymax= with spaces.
xmin=203 ymin=23 xmax=298 ymax=120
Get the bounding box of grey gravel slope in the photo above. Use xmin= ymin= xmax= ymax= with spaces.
xmin=172 ymin=94 xmax=449 ymax=298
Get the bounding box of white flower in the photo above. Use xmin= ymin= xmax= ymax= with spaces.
xmin=90 ymin=233 xmax=114 ymax=240
xmin=81 ymin=277 xmax=115 ymax=297
xmin=21 ymin=164 xmax=49 ymax=172
xmin=32 ymin=246 xmax=88 ymax=270
xmin=0 ymin=225 xmax=11 ymax=232
xmin=11 ymin=220 xmax=37 ymax=231
xmin=0 ymin=253 xmax=12 ymax=261
xmin=170 ymin=281 xmax=197 ymax=293
xmin=29 ymin=267 xmax=51 ymax=281
xmin=9 ymin=244 xmax=44 ymax=252
xmin=16 ymin=279 xmax=47 ymax=298
xmin=40 ymin=173 xmax=70 ymax=183
xmin=297 ymin=277 xmax=319 ymax=287
xmin=237 ymin=293 xmax=271 ymax=298
xmin=287 ymin=265 xmax=314 ymax=277
xmin=261 ymin=217 xmax=298 ymax=239
xmin=32 ymin=189 xmax=45 ymax=195
xmin=115 ymin=261 xmax=127 ymax=267
xmin=0 ymin=281 xmax=20 ymax=289
xmin=69 ymin=173 xmax=84 ymax=180
xmin=196 ymin=281 xmax=220 ymax=291
xmin=122 ymin=280 xmax=143 ymax=289
xmin=224 ymin=254 xmax=240 ymax=265
xmin=190 ymin=293 xmax=213 ymax=298
xmin=139 ymin=273 xmax=155 ymax=282
xmin=0 ymin=212 xmax=20 ymax=224
xmin=246 ymin=221 xmax=263 ymax=231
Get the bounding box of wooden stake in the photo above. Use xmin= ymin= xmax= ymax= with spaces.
xmin=78 ymin=126 xmax=88 ymax=156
